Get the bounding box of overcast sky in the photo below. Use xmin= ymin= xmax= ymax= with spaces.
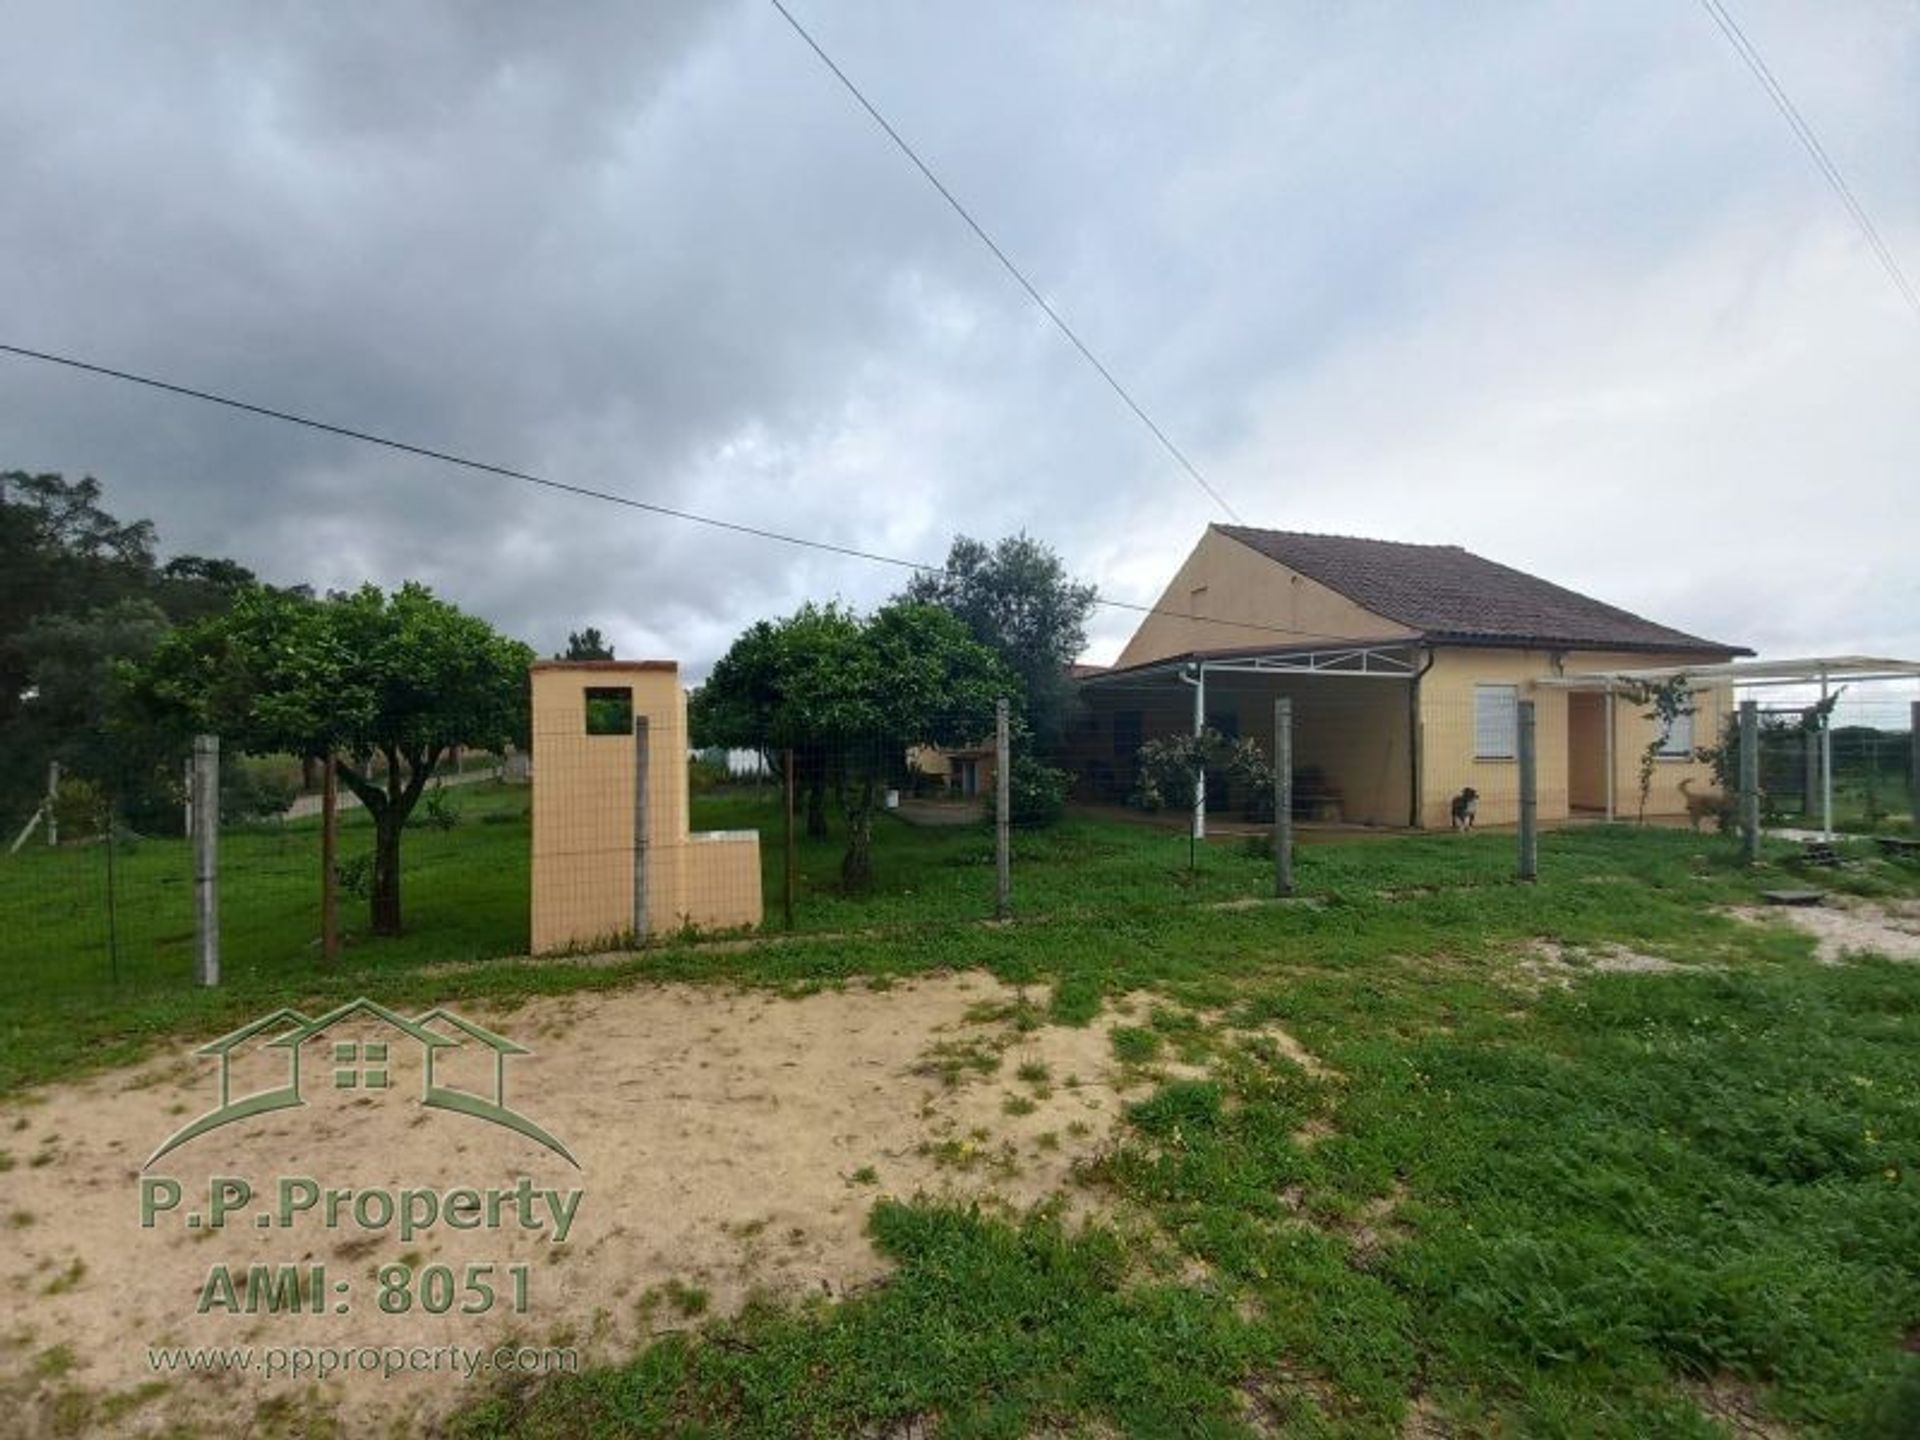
xmin=2 ymin=1 xmax=1915 ymax=689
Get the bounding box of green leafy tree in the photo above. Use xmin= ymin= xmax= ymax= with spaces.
xmin=561 ymin=627 xmax=614 ymax=661
xmin=0 ymin=472 xmax=259 ymax=823
xmin=902 ymin=533 xmax=1095 ymax=745
xmin=129 ymin=583 xmax=533 ymax=935
xmin=14 ymin=598 xmax=175 ymax=826
xmin=692 ymin=601 xmax=1012 ymax=889
xmin=691 ymin=603 xmax=863 ymax=839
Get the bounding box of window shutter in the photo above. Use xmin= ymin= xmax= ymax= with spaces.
xmin=1475 ymin=685 xmax=1518 ymax=759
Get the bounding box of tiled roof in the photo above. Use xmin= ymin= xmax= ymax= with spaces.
xmin=1216 ymin=526 xmax=1749 ymax=655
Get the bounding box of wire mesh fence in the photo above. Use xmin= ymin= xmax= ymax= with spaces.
xmin=0 ymin=744 xmax=537 ymax=1010
xmin=1 ymin=743 xmax=199 ymax=1006
xmin=4 ymin=673 xmax=1914 ymax=1014
xmin=1744 ymin=694 xmax=1917 ymax=834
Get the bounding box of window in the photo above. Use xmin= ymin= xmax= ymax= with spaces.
xmin=584 ymin=686 xmax=633 ymax=736
xmin=1474 ymin=684 xmax=1518 ymax=759
xmin=332 ymin=1040 xmax=389 ymax=1091
xmin=1655 ymin=705 xmax=1695 ymax=759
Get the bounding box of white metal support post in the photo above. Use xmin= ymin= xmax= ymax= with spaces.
xmin=1819 ymin=666 xmax=1834 ymax=840
xmin=1603 ymin=683 xmax=1616 ymax=822
xmin=1190 ymin=663 xmax=1206 ymax=840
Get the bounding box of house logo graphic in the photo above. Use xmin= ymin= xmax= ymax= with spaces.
xmin=144 ymin=997 xmax=578 ymax=1169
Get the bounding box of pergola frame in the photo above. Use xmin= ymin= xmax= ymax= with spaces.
xmin=1079 ymin=642 xmax=1421 ymax=837
xmin=1533 ymin=655 xmax=1920 ymax=839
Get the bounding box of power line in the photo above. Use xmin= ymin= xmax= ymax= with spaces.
xmin=765 ymin=0 xmax=1245 ymax=522
xmin=0 ymin=340 xmax=1368 ymax=649
xmin=1696 ymin=0 xmax=1920 ymax=319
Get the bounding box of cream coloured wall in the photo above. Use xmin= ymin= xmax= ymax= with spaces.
xmin=1417 ymin=648 xmax=1732 ymax=829
xmin=1203 ymin=676 xmax=1411 ymax=826
xmin=1114 ymin=527 xmax=1416 ymax=669
xmin=530 ymin=662 xmax=761 ymax=953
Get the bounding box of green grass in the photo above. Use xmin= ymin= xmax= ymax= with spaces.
xmin=7 ymin=788 xmax=1920 ymax=1434
xmin=441 ymin=822 xmax=1919 ymax=1438
xmin=448 ymin=918 xmax=1920 ymax=1437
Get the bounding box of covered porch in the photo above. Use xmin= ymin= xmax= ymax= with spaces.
xmin=1065 ymin=642 xmax=1423 ymax=838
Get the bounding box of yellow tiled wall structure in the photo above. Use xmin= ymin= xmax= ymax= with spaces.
xmin=530 ymin=662 xmax=761 ymax=953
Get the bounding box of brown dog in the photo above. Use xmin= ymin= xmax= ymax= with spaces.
xmin=1678 ymin=778 xmax=1734 ymax=833
xmin=1450 ymin=787 xmax=1479 ymax=831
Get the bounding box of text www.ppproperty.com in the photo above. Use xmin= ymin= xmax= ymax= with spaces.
xmin=146 ymin=1342 xmax=579 ymax=1381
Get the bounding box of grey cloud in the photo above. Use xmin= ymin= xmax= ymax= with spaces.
xmin=0 ymin=0 xmax=1914 ymax=678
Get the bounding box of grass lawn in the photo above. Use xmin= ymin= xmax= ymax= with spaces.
xmin=5 ymin=787 xmax=1920 ymax=1434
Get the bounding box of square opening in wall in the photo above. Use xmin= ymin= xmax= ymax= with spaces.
xmin=585 ymin=686 xmax=634 ymax=736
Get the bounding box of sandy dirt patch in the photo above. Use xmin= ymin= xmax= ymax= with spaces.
xmin=1514 ymin=939 xmax=1700 ymax=988
xmin=1729 ymin=897 xmax=1920 ymax=965
xmin=0 ymin=971 xmax=1321 ymax=1437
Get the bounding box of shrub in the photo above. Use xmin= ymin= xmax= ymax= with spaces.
xmin=49 ymin=778 xmax=109 ymax=843
xmin=1131 ymin=728 xmax=1275 ymax=820
xmin=222 ymin=756 xmax=299 ymax=825
xmin=688 ymin=755 xmax=732 ymax=793
xmin=410 ymin=784 xmax=462 ymax=832
xmin=335 ymin=851 xmax=374 ymax=899
xmin=991 ymin=754 xmax=1071 ymax=829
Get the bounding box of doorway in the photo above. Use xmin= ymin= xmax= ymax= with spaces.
xmin=1567 ymin=691 xmax=1609 ymax=813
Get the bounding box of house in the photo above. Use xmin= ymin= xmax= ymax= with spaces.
xmin=1069 ymin=525 xmax=1751 ymax=830
xmin=911 ymin=742 xmax=995 ymax=799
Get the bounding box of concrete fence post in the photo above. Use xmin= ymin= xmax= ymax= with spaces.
xmin=1739 ymin=699 xmax=1761 ymax=864
xmin=1802 ymin=709 xmax=1819 ymax=819
xmin=1517 ymin=700 xmax=1538 ymax=881
xmin=995 ymin=698 xmax=1011 ymax=920
xmin=46 ymin=760 xmax=60 ymax=847
xmin=783 ymin=748 xmax=797 ymax=930
xmin=1273 ymin=698 xmax=1294 ymax=898
xmin=632 ymin=716 xmax=650 ymax=942
xmin=1910 ymin=700 xmax=1919 ymax=830
xmin=191 ymin=735 xmax=219 ymax=987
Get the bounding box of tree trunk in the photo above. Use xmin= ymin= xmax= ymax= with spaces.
xmin=371 ymin=809 xmax=403 ymax=936
xmin=840 ymin=777 xmax=874 ymax=892
xmin=333 ymin=742 xmax=443 ymax=941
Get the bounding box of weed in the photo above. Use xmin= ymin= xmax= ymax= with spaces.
xmin=1110 ymin=1026 xmax=1162 ymax=1065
